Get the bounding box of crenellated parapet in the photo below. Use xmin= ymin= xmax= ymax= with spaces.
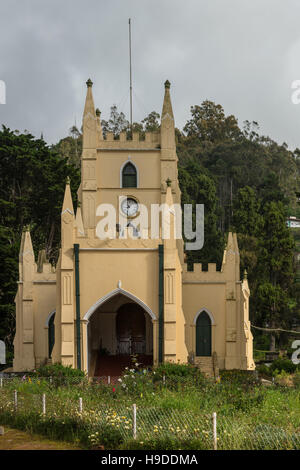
xmin=182 ymin=262 xmax=224 ymax=283
xmin=98 ymin=130 xmax=160 ymax=149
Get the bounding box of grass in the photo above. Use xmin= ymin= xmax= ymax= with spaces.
xmin=0 ymin=426 xmax=81 ymax=450
xmin=0 ymin=365 xmax=299 ymax=449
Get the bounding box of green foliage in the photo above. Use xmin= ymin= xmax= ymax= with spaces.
xmin=154 ymin=362 xmax=202 ymax=378
xmin=183 ymin=101 xmax=242 ymax=143
xmin=219 ymin=370 xmax=260 ymax=388
xmin=0 ymin=127 xmax=80 ymax=352
xmin=178 ymin=159 xmax=224 ymax=268
xmin=141 ymin=111 xmax=160 ymax=132
xmin=88 ymin=424 xmax=124 ymax=449
xmin=1 ymin=370 xmax=300 ymax=450
xmin=269 ymin=358 xmax=299 ymax=375
xmin=101 ymin=105 xmax=129 ymax=137
xmin=36 ymin=363 xmax=86 ymax=378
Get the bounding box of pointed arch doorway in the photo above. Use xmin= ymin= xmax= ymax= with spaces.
xmin=196 ymin=310 xmax=212 ymax=356
xmin=84 ymin=289 xmax=156 ymax=377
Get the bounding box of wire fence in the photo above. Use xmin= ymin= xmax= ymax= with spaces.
xmin=0 ymin=382 xmax=299 ymax=449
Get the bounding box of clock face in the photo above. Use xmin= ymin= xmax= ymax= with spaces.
xmin=121 ymin=197 xmax=139 ymax=217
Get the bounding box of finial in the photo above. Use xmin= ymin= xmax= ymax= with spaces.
xmin=243 ymin=269 xmax=248 ymax=280
xmin=86 ymin=78 xmax=93 ymax=88
xmin=164 ymin=80 xmax=171 ymax=89
xmin=23 ymin=224 xmax=31 ymax=232
xmin=66 ymin=176 xmax=70 ymax=185
xmin=166 ymin=178 xmax=172 ymax=187
xmin=95 ymin=108 xmax=101 ymax=117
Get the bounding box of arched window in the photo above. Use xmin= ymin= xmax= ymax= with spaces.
xmin=196 ymin=311 xmax=212 ymax=356
xmin=122 ymin=162 xmax=137 ymax=188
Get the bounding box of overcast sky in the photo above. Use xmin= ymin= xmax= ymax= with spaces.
xmin=1 ymin=0 xmax=300 ymax=148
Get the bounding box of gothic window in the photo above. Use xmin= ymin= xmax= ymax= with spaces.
xmin=122 ymin=162 xmax=137 ymax=188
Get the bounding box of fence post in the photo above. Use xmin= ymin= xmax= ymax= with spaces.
xmin=79 ymin=397 xmax=83 ymax=414
xmin=42 ymin=393 xmax=46 ymax=416
xmin=163 ymin=374 xmax=166 ymax=385
xmin=212 ymin=412 xmax=217 ymax=450
xmin=0 ymin=377 xmax=3 ymax=388
xmin=133 ymin=404 xmax=137 ymax=440
xmin=49 ymin=376 xmax=53 ymax=385
xmin=14 ymin=390 xmax=17 ymax=411
xmin=108 ymin=376 xmax=111 ymax=385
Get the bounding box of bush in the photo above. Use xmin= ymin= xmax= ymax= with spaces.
xmin=269 ymin=359 xmax=297 ymax=375
xmin=154 ymin=363 xmax=203 ymax=378
xmin=219 ymin=370 xmax=259 ymax=388
xmin=88 ymin=424 xmax=124 ymax=449
xmin=293 ymin=370 xmax=300 ymax=387
xmin=257 ymin=364 xmax=272 ymax=378
xmin=36 ymin=363 xmax=86 ymax=378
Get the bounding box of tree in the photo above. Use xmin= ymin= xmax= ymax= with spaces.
xmin=101 ymin=105 xmax=129 ymax=137
xmin=142 ymin=111 xmax=160 ymax=132
xmin=52 ymin=125 xmax=82 ymax=168
xmin=179 ymin=159 xmax=224 ymax=269
xmin=0 ymin=126 xmax=80 ymax=354
xmin=183 ymin=101 xmax=242 ymax=143
xmin=255 ymin=201 xmax=295 ymax=350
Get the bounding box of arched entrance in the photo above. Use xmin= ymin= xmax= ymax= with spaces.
xmin=196 ymin=311 xmax=212 ymax=356
xmin=85 ymin=289 xmax=155 ymax=377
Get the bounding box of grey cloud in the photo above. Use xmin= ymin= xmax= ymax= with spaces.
xmin=0 ymin=0 xmax=300 ymax=148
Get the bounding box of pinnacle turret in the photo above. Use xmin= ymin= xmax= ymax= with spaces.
xmin=161 ymin=79 xmax=175 ymax=152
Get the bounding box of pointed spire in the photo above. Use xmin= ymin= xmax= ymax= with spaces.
xmin=161 ymin=80 xmax=175 ymax=152
xmin=19 ymin=227 xmax=35 ymax=281
xmin=21 ymin=227 xmax=34 ymax=259
xmin=83 ymin=78 xmax=96 ymax=116
xmin=82 ymin=78 xmax=97 ymax=149
xmin=61 ymin=177 xmax=74 ymax=217
xmin=162 ymin=80 xmax=174 ymax=119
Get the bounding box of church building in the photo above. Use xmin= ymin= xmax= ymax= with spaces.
xmin=13 ymin=79 xmax=255 ymax=376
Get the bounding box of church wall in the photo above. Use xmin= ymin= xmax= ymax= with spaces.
xmin=79 ymin=250 xmax=159 ymax=321
xmin=33 ymin=282 xmax=56 ymax=367
xmin=182 ymin=282 xmax=227 ymax=368
xmin=98 ymin=151 xmax=161 ymax=190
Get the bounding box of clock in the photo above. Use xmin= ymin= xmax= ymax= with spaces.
xmin=121 ymin=197 xmax=139 ymax=217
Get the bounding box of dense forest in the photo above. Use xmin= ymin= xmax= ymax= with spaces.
xmin=1 ymin=100 xmax=300 ymax=361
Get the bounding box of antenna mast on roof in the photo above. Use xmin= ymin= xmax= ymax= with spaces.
xmin=129 ymin=18 xmax=133 ymax=129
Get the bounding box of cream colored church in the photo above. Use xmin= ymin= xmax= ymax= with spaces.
xmin=13 ymin=79 xmax=255 ymax=376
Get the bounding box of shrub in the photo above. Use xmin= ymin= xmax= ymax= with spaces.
xmin=219 ymin=370 xmax=259 ymax=388
xmin=293 ymin=370 xmax=300 ymax=387
xmin=154 ymin=363 xmax=203 ymax=378
xmin=36 ymin=363 xmax=86 ymax=378
xmin=269 ymin=359 xmax=297 ymax=375
xmin=256 ymin=364 xmax=272 ymax=378
xmin=88 ymin=424 xmax=124 ymax=449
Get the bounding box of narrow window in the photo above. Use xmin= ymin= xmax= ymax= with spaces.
xmin=196 ymin=311 xmax=212 ymax=356
xmin=122 ymin=162 xmax=137 ymax=188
